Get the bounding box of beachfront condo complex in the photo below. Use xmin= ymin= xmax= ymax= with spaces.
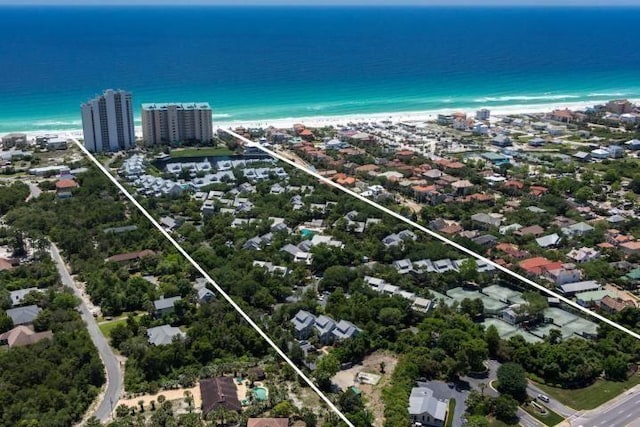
xmin=141 ymin=102 xmax=213 ymax=145
xmin=81 ymin=89 xmax=135 ymax=153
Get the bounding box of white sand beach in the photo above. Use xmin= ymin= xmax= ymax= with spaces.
xmin=8 ymin=98 xmax=640 ymax=140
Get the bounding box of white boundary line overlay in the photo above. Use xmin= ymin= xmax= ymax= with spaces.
xmin=68 ymin=136 xmax=356 ymax=427
xmin=221 ymin=128 xmax=640 ymax=342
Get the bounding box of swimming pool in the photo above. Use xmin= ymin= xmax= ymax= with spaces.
xmin=253 ymin=386 xmax=268 ymax=401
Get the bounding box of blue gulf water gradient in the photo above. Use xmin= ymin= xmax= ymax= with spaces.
xmin=0 ymin=6 xmax=639 ymax=132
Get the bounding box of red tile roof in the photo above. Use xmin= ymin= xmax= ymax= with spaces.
xmin=56 ymin=179 xmax=77 ymax=190
xmin=247 ymin=419 xmax=288 ymax=427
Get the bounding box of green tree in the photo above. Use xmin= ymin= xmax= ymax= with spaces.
xmin=459 ymin=258 xmax=479 ymax=282
xmin=460 ymin=298 xmax=484 ymax=319
xmin=271 ymin=400 xmax=296 ymax=418
xmin=574 ymin=186 xmax=594 ymax=204
xmin=485 ymin=325 xmax=501 ymax=358
xmin=603 ymin=355 xmax=628 ymax=381
xmin=0 ymin=310 xmax=13 ymax=333
xmin=315 ymin=353 xmax=340 ymax=391
xmin=496 ymin=363 xmax=528 ymax=402
xmin=492 ymin=394 xmax=519 ymax=422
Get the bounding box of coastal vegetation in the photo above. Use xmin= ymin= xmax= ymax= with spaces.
xmin=0 ymin=262 xmax=104 ymax=427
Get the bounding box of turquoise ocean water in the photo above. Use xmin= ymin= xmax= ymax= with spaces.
xmin=0 ymin=6 xmax=639 ymax=132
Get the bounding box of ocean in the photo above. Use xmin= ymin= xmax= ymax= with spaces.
xmin=1 ymin=5 xmax=640 ymax=133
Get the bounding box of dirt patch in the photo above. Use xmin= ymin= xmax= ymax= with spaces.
xmin=118 ymin=384 xmax=201 ymax=412
xmin=360 ymin=352 xmax=398 ymax=427
xmin=331 ymin=351 xmax=398 ymax=427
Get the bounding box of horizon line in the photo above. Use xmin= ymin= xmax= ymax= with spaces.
xmin=2 ymin=2 xmax=640 ymax=7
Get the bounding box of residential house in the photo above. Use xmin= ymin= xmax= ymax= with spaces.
xmin=573 ymin=151 xmax=592 ymax=162
xmin=591 ymin=148 xmax=610 ymax=159
xmin=393 ymin=259 xmax=414 ymax=274
xmin=492 ymin=134 xmax=512 ymax=147
xmin=519 ymin=257 xmax=562 ymax=275
xmin=314 ymin=315 xmax=336 ymax=344
xmin=106 ymin=249 xmax=156 ymax=264
xmin=147 ymin=324 xmax=186 ymax=346
xmin=55 ymin=178 xmax=77 ymax=198
xmin=514 ymin=225 xmax=545 ymax=237
xmin=8 ymin=287 xmax=41 ymax=307
xmin=471 ymin=234 xmax=498 ymax=247
xmin=332 ymin=320 xmax=360 ymax=340
xmin=544 ymin=264 xmax=582 ymax=286
xmin=562 ymin=222 xmax=594 ymax=238
xmin=600 ymin=296 xmax=636 ymax=314
xmin=280 ymin=244 xmax=311 ymax=264
xmin=291 ymin=310 xmax=315 ymax=339
xmin=408 ymin=387 xmax=448 ymax=427
xmin=558 ymin=280 xmax=601 ymax=296
xmin=471 ymin=213 xmax=503 ymax=229
xmin=451 ymin=179 xmax=474 ymax=195
xmin=576 ymin=290 xmax=616 ymax=308
xmin=536 ymin=233 xmax=561 ymax=248
xmin=153 ymin=296 xmax=181 ymax=317
xmin=620 ymin=241 xmax=640 ymax=256
xmin=247 ymin=419 xmax=289 ymax=427
xmin=382 ymin=230 xmax=417 ymax=248
xmin=567 ymin=247 xmax=600 ymax=263
xmin=0 ymin=325 xmax=53 ymax=348
xmin=197 ymin=287 xmax=216 ymax=303
xmin=200 ymin=377 xmax=241 ymax=415
xmin=412 ymin=297 xmax=433 ymax=313
xmin=6 ymin=305 xmax=41 ymax=326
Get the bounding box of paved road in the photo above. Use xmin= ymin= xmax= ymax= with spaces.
xmin=570 ymin=387 xmax=640 ymax=427
xmin=50 ymin=242 xmax=122 ymax=422
xmin=483 ymin=361 xmax=552 ymax=427
xmin=526 ymin=381 xmax=575 ymax=418
xmin=26 ymin=181 xmax=41 ymax=200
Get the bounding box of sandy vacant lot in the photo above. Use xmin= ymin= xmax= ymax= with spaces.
xmin=331 ymin=351 xmax=398 ymax=427
xmin=118 ymin=384 xmax=202 ymax=412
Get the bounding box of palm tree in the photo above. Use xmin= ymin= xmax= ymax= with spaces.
xmin=479 ymin=382 xmax=487 ymax=397
xmin=138 ymin=400 xmax=145 ymax=413
xmin=184 ymin=390 xmax=194 ymax=412
xmin=150 ymin=400 xmax=156 ymax=411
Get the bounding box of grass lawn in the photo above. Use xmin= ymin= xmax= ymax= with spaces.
xmin=98 ymin=312 xmax=144 ymax=337
xmin=533 ymin=373 xmax=640 ymax=410
xmin=488 ymin=418 xmax=518 ymax=427
xmin=169 ymin=146 xmax=234 ymax=158
xmin=522 ymin=402 xmax=564 ymax=426
xmin=98 ymin=318 xmax=127 ymax=337
xmin=445 ymin=399 xmax=456 ymax=427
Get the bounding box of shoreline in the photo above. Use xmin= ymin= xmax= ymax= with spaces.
xmin=6 ymin=98 xmax=640 ymax=140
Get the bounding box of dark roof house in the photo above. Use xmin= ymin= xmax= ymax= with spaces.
xmin=200 ymin=377 xmax=241 ymax=414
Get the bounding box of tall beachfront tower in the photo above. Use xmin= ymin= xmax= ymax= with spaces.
xmin=141 ymin=102 xmax=213 ymax=145
xmin=81 ymin=89 xmax=135 ymax=153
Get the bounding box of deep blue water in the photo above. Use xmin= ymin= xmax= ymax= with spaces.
xmin=1 ymin=6 xmax=639 ymax=132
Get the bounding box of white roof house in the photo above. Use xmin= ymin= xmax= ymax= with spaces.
xmin=409 ymin=387 xmax=448 ymax=426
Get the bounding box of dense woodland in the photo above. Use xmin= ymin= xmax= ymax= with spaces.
xmin=0 ymin=262 xmax=104 ymax=427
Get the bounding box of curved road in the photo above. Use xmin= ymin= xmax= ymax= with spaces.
xmin=50 ymin=243 xmax=122 ymax=422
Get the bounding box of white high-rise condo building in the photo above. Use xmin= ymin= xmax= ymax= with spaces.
xmin=81 ymin=89 xmax=135 ymax=153
xmin=141 ymin=103 xmax=213 ymax=145
xmin=476 ymin=108 xmax=490 ymax=121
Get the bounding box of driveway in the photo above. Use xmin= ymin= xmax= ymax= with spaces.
xmin=416 ymin=380 xmax=468 ymax=427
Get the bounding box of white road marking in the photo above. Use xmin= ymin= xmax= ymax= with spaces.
xmin=69 ymin=136 xmax=355 ymax=427
xmin=221 ymin=128 xmax=640 ymax=342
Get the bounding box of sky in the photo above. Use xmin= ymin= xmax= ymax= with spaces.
xmin=2 ymin=0 xmax=640 ymax=5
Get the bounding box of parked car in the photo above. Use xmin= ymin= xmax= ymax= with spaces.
xmin=537 ymin=394 xmax=550 ymax=403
